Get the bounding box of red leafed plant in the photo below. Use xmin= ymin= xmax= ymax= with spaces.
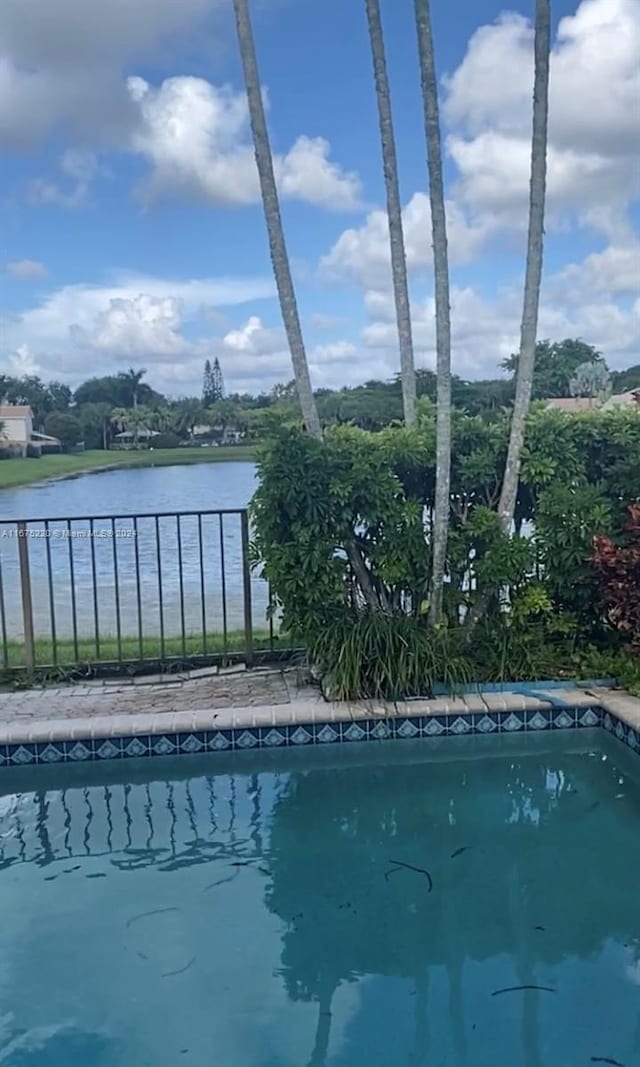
xmin=593 ymin=503 xmax=640 ymax=656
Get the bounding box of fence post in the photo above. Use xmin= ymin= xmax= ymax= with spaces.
xmin=240 ymin=511 xmax=254 ymax=667
xmin=17 ymin=522 xmax=36 ymax=672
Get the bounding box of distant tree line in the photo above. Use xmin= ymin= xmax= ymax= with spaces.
xmin=0 ymin=341 xmax=638 ymax=452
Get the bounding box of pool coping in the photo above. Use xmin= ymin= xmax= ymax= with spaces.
xmin=1 ymin=684 xmax=639 ymax=766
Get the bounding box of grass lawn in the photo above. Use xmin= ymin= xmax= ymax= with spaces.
xmin=1 ymin=628 xmax=299 ymax=672
xmin=0 ymin=446 xmax=257 ymax=490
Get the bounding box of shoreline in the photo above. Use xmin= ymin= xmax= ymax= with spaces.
xmin=0 ymin=446 xmax=257 ymax=491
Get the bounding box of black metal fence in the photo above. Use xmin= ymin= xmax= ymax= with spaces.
xmin=0 ymin=509 xmax=290 ymax=673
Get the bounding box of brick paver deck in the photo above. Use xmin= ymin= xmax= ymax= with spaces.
xmin=0 ymin=667 xmax=296 ymax=724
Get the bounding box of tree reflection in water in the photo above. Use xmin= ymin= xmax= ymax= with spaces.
xmin=1 ymin=736 xmax=639 ymax=1066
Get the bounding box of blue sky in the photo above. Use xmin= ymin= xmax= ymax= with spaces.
xmin=1 ymin=0 xmax=638 ymax=398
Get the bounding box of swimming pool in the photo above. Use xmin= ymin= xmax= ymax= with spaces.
xmin=1 ymin=730 xmax=639 ymax=1066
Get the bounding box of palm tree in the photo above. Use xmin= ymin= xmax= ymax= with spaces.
xmin=414 ymin=0 xmax=452 ymax=626
xmin=231 ymin=0 xmax=321 ymax=438
xmin=111 ymin=406 xmax=151 ymax=448
xmin=497 ymin=0 xmax=551 ymax=532
xmin=172 ymin=399 xmax=204 ymax=440
xmin=93 ymin=401 xmax=113 ymax=450
xmin=119 ymin=367 xmax=147 ymax=409
xmin=364 ymin=0 xmax=416 ymax=427
xmin=147 ymin=405 xmax=173 ymax=433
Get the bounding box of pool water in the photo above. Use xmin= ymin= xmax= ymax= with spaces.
xmin=1 ymin=730 xmax=639 ymax=1067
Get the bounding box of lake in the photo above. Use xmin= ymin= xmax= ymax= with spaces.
xmin=0 ymin=462 xmax=268 ymax=649
xmin=0 ymin=461 xmax=257 ymax=520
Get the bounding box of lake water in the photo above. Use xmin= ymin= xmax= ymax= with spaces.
xmin=0 ymin=463 xmax=267 ymax=647
xmin=0 ymin=461 xmax=257 ymax=520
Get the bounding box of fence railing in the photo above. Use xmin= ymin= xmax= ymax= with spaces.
xmin=0 ymin=509 xmax=291 ymax=673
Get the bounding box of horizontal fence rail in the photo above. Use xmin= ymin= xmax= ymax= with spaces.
xmin=0 ymin=509 xmax=292 ymax=674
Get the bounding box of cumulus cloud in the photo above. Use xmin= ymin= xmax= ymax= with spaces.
xmin=222 ymin=315 xmax=286 ymax=356
xmin=550 ymin=240 xmax=640 ymax=301
xmin=0 ymin=0 xmax=216 ymax=147
xmin=318 ymin=0 xmax=639 ymax=384
xmin=1 ymin=272 xmax=276 ymax=390
xmin=128 ymin=76 xmax=362 ymax=210
xmin=444 ymin=0 xmax=640 ymax=235
xmin=1 ymin=2 xmax=361 ymax=212
xmin=360 ymin=250 xmax=640 ymax=380
xmin=70 ymin=294 xmax=192 ymax=361
xmin=218 ymin=317 xmax=370 ymax=391
xmin=320 ymin=192 xmax=486 ymax=288
xmin=310 ymin=340 xmax=359 ymax=364
xmin=3 ymin=258 xmax=47 ymax=279
xmin=6 ymin=343 xmax=39 ymax=376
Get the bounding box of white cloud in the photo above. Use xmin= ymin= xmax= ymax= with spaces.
xmin=70 ymin=294 xmax=192 ymax=361
xmin=222 ymin=315 xmax=286 ymax=356
xmin=0 ymin=0 xmax=217 ymax=147
xmin=3 ymin=258 xmax=47 ymax=279
xmin=443 ymin=0 xmax=640 ymax=235
xmin=277 ymin=136 xmax=361 ymax=211
xmin=1 ymin=272 xmax=276 ymax=391
xmin=1 ymin=1 xmax=361 ymax=213
xmin=361 ymin=249 xmax=640 ymax=380
xmin=128 ymin=76 xmax=362 ymax=210
xmin=549 ymin=240 xmax=640 ymax=305
xmin=311 ymin=340 xmax=358 ymax=364
xmin=6 ymin=343 xmax=39 ymax=376
xmin=321 ymin=192 xmax=486 ymax=289
xmin=223 ymin=318 xmax=366 ymax=391
xmin=362 ymin=286 xmax=522 ymax=377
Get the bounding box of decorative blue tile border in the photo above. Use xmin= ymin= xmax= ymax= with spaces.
xmin=1 ymin=701 xmax=638 ymax=766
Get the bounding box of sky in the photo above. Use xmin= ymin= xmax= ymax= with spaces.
xmin=0 ymin=0 xmax=638 ymax=399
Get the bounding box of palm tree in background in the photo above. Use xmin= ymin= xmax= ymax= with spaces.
xmin=497 ymin=0 xmax=551 ymax=531
xmin=111 ymin=406 xmax=151 ymax=448
xmin=364 ymin=0 xmax=416 ymax=426
xmin=414 ymin=0 xmax=452 ymax=627
xmin=119 ymin=367 xmax=147 ymax=409
xmin=172 ymin=399 xmax=204 ymax=440
xmin=231 ymin=0 xmax=322 ymax=438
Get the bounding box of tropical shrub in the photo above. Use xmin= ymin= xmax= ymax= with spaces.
xmin=252 ymin=408 xmax=640 ymax=696
xmin=593 ymin=504 xmax=640 ymax=656
xmin=310 ymin=611 xmax=470 ymax=700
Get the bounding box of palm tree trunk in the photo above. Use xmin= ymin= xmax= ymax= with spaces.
xmin=365 ymin=0 xmax=416 ymax=426
xmin=414 ymin=0 xmax=452 ymax=627
xmin=307 ymin=986 xmax=333 ymax=1067
xmin=232 ymin=0 xmax=322 ymax=438
xmin=497 ymin=0 xmax=551 ymax=532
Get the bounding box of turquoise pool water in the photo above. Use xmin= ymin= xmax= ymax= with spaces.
xmin=1 ymin=730 xmax=639 ymax=1066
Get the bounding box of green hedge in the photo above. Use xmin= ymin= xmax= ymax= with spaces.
xmin=251 ymin=405 xmax=640 ymax=698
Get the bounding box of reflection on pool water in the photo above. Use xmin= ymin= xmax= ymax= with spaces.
xmin=1 ymin=730 xmax=639 ymax=1066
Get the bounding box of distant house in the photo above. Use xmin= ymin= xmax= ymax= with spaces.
xmin=545 ymin=390 xmax=640 ymax=415
xmin=602 ymin=389 xmax=640 ymax=411
xmin=545 ymin=397 xmax=598 ymax=414
xmin=0 ymin=404 xmax=60 ymax=456
xmin=113 ymin=428 xmax=159 ymax=449
xmin=190 ymin=423 xmax=244 ymax=444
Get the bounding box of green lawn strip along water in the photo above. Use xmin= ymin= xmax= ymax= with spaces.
xmin=2 ymin=628 xmax=295 ymax=670
xmin=0 ymin=446 xmax=256 ymax=490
